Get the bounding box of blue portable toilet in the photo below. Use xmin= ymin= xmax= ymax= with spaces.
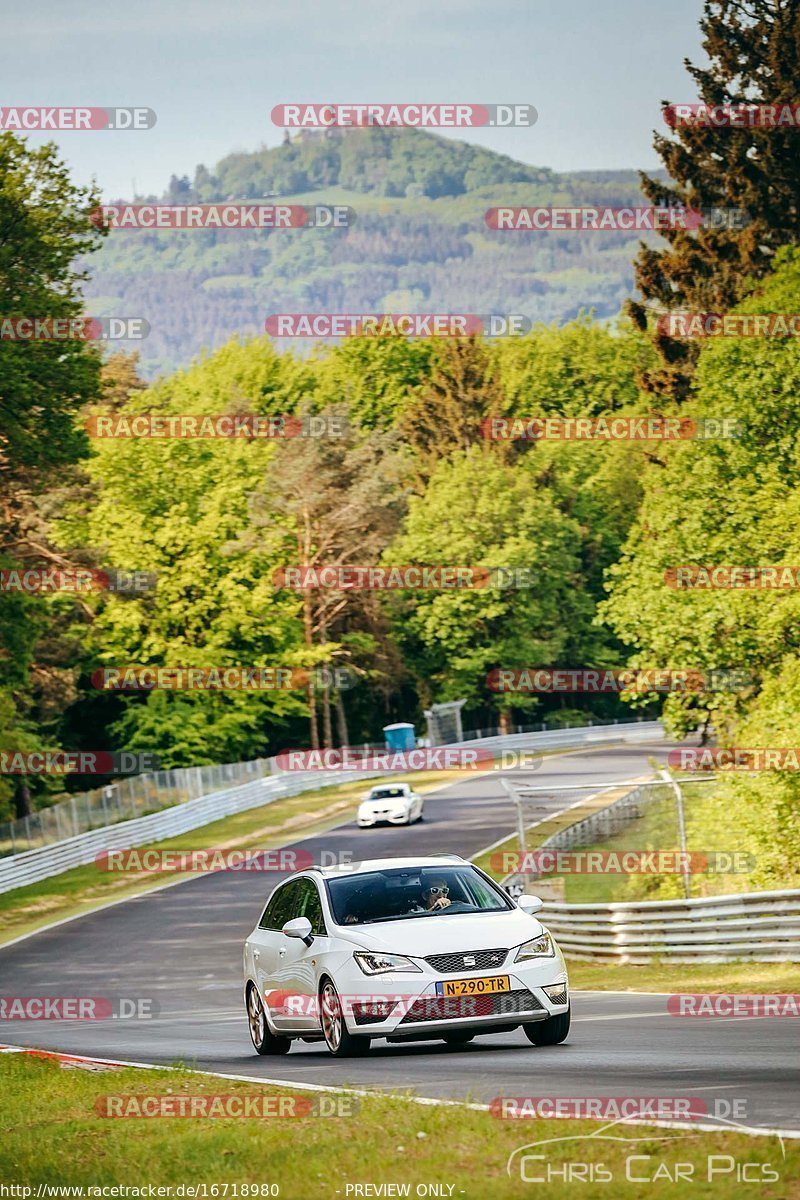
xmin=383 ymin=722 xmax=416 ymax=752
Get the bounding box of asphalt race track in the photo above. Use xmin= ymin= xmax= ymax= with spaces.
xmin=1 ymin=740 xmax=798 ymax=1133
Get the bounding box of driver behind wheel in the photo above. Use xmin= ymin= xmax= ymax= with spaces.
xmin=425 ymin=879 xmax=452 ymax=910
xmin=408 ymin=877 xmax=451 ymax=912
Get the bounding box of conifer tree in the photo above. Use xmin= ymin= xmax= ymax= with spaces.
xmin=630 ymin=0 xmax=800 ymax=399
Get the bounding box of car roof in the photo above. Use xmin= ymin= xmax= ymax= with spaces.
xmin=310 ymin=855 xmax=466 ymax=877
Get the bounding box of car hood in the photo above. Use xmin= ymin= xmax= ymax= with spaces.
xmin=340 ymin=908 xmax=544 ymax=956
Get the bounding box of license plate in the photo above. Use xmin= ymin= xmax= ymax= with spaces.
xmin=435 ymin=975 xmax=511 ymax=997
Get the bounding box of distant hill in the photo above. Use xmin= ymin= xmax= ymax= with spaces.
xmin=190 ymin=126 xmax=554 ymax=200
xmin=84 ymin=129 xmax=658 ymax=377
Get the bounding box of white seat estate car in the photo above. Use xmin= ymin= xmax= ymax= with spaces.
xmin=243 ymin=855 xmax=570 ymax=1057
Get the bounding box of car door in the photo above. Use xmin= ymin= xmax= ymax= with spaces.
xmin=250 ymin=879 xmax=303 ymax=1026
xmin=271 ymin=877 xmax=330 ymax=1034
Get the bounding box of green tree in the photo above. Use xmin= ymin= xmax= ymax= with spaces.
xmin=0 ymin=132 xmax=106 ymax=816
xmin=64 ymin=339 xmax=316 ymax=767
xmin=238 ymin=403 xmax=407 ymax=749
xmin=630 ymin=0 xmax=800 ymax=399
xmin=603 ymin=248 xmax=800 ymax=737
xmin=385 ymin=448 xmax=591 ymax=730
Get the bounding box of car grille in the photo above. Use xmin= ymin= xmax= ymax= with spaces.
xmin=424 ymin=948 xmax=509 ymax=973
xmin=399 ymin=989 xmax=544 ymax=1024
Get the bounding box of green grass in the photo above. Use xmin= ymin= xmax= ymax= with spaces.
xmin=469 ymin=780 xmax=800 ymax=995
xmin=0 ymin=768 xmax=472 ymax=946
xmin=1 ymin=1055 xmax=796 ymax=1197
xmin=568 ymin=959 xmax=800 ymax=994
xmin=554 ymin=782 xmax=800 ymax=905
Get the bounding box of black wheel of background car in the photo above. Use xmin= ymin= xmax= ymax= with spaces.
xmin=443 ymin=1030 xmax=475 ymax=1046
xmin=319 ymin=979 xmax=371 ymax=1057
xmin=247 ymin=984 xmax=291 ymax=1055
xmin=523 ymin=1006 xmax=571 ymax=1046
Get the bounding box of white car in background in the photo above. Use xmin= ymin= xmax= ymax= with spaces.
xmin=243 ymin=855 xmax=570 ymax=1058
xmin=356 ymin=782 xmax=424 ymax=827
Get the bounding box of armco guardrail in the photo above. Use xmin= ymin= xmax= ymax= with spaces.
xmin=0 ymin=768 xmax=377 ymax=897
xmin=538 ymin=890 xmax=800 ymax=964
xmin=0 ymin=720 xmax=663 ymax=895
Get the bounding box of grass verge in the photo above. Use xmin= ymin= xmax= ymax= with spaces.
xmin=554 ymin=782 xmax=800 ymax=905
xmin=567 ymin=959 xmax=800 ymax=994
xmin=0 ymin=1054 xmax=796 ymax=1198
xmin=470 ymin=783 xmax=799 ymax=996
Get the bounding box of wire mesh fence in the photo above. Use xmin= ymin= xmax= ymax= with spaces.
xmin=500 ymin=774 xmax=717 ymax=901
xmin=0 ymin=758 xmax=269 ymax=858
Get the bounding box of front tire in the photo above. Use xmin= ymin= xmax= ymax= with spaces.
xmin=247 ymin=984 xmax=291 ymax=1056
xmin=319 ymin=979 xmax=371 ymax=1058
xmin=523 ymin=1005 xmax=570 ymax=1046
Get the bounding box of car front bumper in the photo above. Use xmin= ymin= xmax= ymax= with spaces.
xmin=335 ymin=955 xmax=568 ymax=1038
xmin=357 ymin=807 xmax=412 ymax=827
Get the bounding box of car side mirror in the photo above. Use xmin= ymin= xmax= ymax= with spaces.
xmin=282 ymin=917 xmax=313 ymax=946
xmin=517 ymin=895 xmax=543 ymax=914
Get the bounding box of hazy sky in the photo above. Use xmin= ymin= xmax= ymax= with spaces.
xmin=2 ymin=0 xmax=706 ymax=197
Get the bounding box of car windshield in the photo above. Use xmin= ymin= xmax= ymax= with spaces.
xmin=325 ymin=865 xmax=513 ymax=926
xmin=368 ymin=787 xmax=407 ymax=800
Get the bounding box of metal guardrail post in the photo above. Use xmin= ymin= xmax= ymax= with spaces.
xmin=660 ymin=767 xmax=691 ymax=899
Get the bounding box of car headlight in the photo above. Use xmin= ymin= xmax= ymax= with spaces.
xmin=353 ymin=951 xmax=422 ymax=975
xmin=514 ymin=933 xmax=555 ymax=961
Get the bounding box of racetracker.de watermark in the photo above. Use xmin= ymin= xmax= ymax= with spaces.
xmin=84 ymin=413 xmax=346 ymax=439
xmin=663 ymin=102 xmax=800 ymax=128
xmin=95 ymin=848 xmax=353 ymax=874
xmin=492 ymin=849 xmax=755 ymax=875
xmin=274 ymin=747 xmax=493 ymax=771
xmin=0 ymin=107 xmax=156 ymax=130
xmin=273 ymin=565 xmax=536 ymax=590
xmin=0 ymin=751 xmax=160 ymax=775
xmin=271 ymin=103 xmax=537 ymax=127
xmin=90 ymin=666 xmax=358 ymax=692
xmin=95 ymin=1094 xmax=357 ymax=1118
xmin=669 ymin=747 xmax=800 ymax=771
xmin=0 ymin=318 xmax=148 ymax=341
xmin=0 ymin=567 xmax=156 ymax=594
xmin=491 ymin=1096 xmax=748 ymax=1121
xmin=0 ymin=996 xmax=157 ymax=1019
xmin=486 ymin=668 xmax=751 ymax=693
xmin=658 ymin=313 xmax=800 ymax=337
xmin=481 ymin=416 xmax=739 ymax=440
xmin=484 ymin=206 xmax=747 ymax=231
xmin=265 ymin=313 xmax=531 ymax=337
xmin=665 ymin=565 xmax=800 ymax=588
xmin=667 ymin=994 xmax=800 ymax=1017
xmin=90 ymin=204 xmax=353 ymax=229
xmin=264 ymin=990 xmax=559 ymax=1021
